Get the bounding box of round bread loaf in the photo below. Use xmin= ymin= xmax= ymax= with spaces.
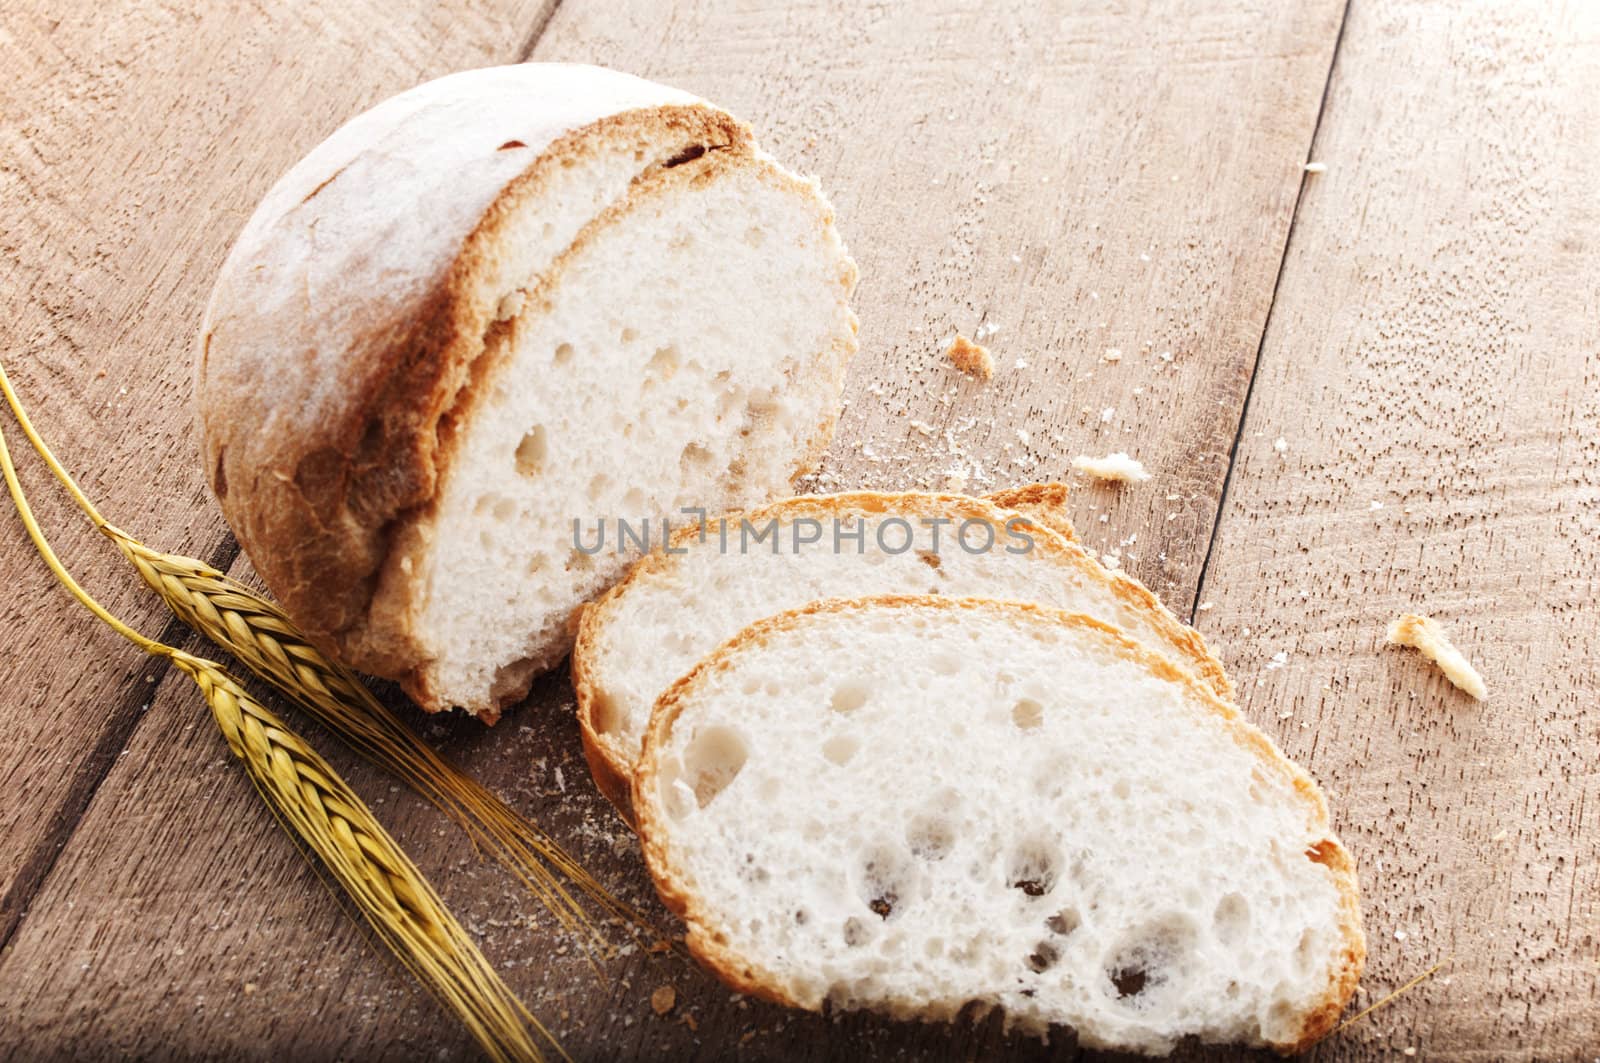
xmin=197 ymin=64 xmax=858 ymax=719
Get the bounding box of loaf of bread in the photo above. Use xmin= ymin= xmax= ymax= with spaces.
xmin=197 ymin=64 xmax=858 ymax=719
xmin=572 ymin=491 xmax=1228 ymax=815
xmin=634 ymin=596 xmax=1365 ymax=1054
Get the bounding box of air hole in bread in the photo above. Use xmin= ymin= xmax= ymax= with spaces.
xmin=714 ymin=380 xmax=744 ymax=422
xmin=822 ymin=734 xmax=859 ymax=766
xmin=906 ymin=814 xmax=955 ymax=860
xmin=1110 ymin=963 xmax=1150 ymax=1000
xmin=515 ymin=425 xmax=547 ymax=473
xmin=916 ymin=550 xmax=943 ymax=572
xmin=1113 ymin=778 xmax=1132 ymax=799
xmin=683 ymin=724 xmax=747 ymax=808
xmin=831 ymin=680 xmax=871 ymax=714
xmin=1213 ymin=893 xmax=1250 ymax=945
xmin=1027 ymin=940 xmax=1061 ymax=973
xmin=681 ymin=441 xmax=712 ymax=474
xmin=932 ymin=653 xmax=960 ymax=676
xmin=1007 ymin=839 xmax=1060 ymax=898
xmin=586 ymin=473 xmax=612 ymax=502
xmin=491 ymin=497 xmax=516 ymax=522
xmin=622 ymin=487 xmax=646 ymax=516
xmin=1011 ymin=698 xmax=1044 ymax=730
xmin=1046 ymin=908 xmax=1081 ymax=937
xmin=1294 ymin=928 xmax=1319 ymax=972
xmin=745 ymin=225 xmax=766 ymax=247
xmin=565 ymin=550 xmax=593 ymax=573
xmin=1104 ymin=917 xmax=1196 ymax=1009
xmin=645 ymin=345 xmax=680 ymax=381
xmin=843 ymin=917 xmax=870 ymax=947
xmin=620 ymin=326 xmax=638 ymax=343
xmin=858 ymin=845 xmax=918 ymax=922
xmin=553 ymin=341 xmax=575 ymax=366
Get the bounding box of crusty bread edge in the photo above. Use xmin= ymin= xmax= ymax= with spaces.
xmin=986 ymin=481 xmax=1077 ymax=543
xmin=631 ymin=595 xmax=1365 ymax=1054
xmin=572 ymin=488 xmax=1226 ymax=822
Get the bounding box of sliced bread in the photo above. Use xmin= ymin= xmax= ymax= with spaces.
xmin=198 ymin=64 xmax=858 ymax=720
xmin=634 ymin=596 xmax=1365 ymax=1054
xmin=573 ymin=490 xmax=1226 ymax=815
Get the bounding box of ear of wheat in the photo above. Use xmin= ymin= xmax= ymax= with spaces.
xmin=0 ymin=414 xmax=560 ymax=1063
xmin=0 ymin=361 xmax=660 ymax=958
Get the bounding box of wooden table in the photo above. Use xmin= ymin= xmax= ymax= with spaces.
xmin=1 ymin=1 xmax=1594 ymax=1059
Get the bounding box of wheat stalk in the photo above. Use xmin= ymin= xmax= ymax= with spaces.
xmin=0 ymin=415 xmax=560 ymax=1063
xmin=0 ymin=360 xmax=658 ymax=956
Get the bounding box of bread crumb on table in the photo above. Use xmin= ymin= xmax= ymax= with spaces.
xmin=1386 ymin=613 xmax=1487 ymax=700
xmin=651 ymin=985 xmax=676 ymax=1016
xmin=1071 ymin=452 xmax=1151 ymax=484
xmin=945 ymin=333 xmax=994 ymax=380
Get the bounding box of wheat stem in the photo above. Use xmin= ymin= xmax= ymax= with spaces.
xmin=0 ymin=414 xmax=561 ymax=1063
xmin=0 ymin=359 xmax=659 ymax=955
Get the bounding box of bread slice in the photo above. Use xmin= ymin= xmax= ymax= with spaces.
xmin=635 ymin=597 xmax=1365 ymax=1054
xmin=573 ymin=490 xmax=1226 ymax=815
xmin=197 ymin=64 xmax=857 ymax=720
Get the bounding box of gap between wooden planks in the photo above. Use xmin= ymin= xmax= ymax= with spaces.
xmin=39 ymin=0 xmax=1595 ymax=1059
xmin=1195 ymin=2 xmax=1600 ymax=1058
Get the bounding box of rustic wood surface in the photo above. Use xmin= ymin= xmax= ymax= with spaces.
xmin=0 ymin=0 xmax=1590 ymax=1060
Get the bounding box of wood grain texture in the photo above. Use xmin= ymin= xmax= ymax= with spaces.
xmin=1194 ymin=2 xmax=1600 ymax=1059
xmin=0 ymin=0 xmax=558 ymax=946
xmin=0 ymin=0 xmax=1347 ymax=1059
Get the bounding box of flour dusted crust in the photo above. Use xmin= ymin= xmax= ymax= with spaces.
xmin=197 ymin=65 xmax=853 ymax=714
xmin=632 ymin=596 xmax=1365 ymax=1054
xmin=571 ymin=489 xmax=1231 ymax=818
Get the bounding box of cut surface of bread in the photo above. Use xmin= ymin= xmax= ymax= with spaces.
xmin=635 ymin=597 xmax=1364 ymax=1054
xmin=573 ymin=491 xmax=1224 ymax=813
xmin=198 ymin=64 xmax=857 ymax=719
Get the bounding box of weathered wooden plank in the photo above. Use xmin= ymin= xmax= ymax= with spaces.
xmin=0 ymin=0 xmax=554 ymax=943
xmin=0 ymin=0 xmax=1345 ymax=1057
xmin=1193 ymin=2 xmax=1600 ymax=1059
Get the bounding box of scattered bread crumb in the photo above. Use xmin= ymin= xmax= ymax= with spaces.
xmin=243 ymin=982 xmax=258 ymax=996
xmin=1490 ymin=829 xmax=1509 ymax=842
xmin=1072 ymin=452 xmax=1151 ymax=484
xmin=1273 ymin=436 xmax=1288 ymax=453
xmin=1387 ymin=614 xmax=1487 ymax=700
xmin=1102 ymin=347 xmax=1122 ymax=363
xmin=1304 ymin=161 xmax=1328 ymax=174
xmin=651 ymin=985 xmax=677 ymax=1016
xmin=946 ymin=334 xmax=993 ymax=380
